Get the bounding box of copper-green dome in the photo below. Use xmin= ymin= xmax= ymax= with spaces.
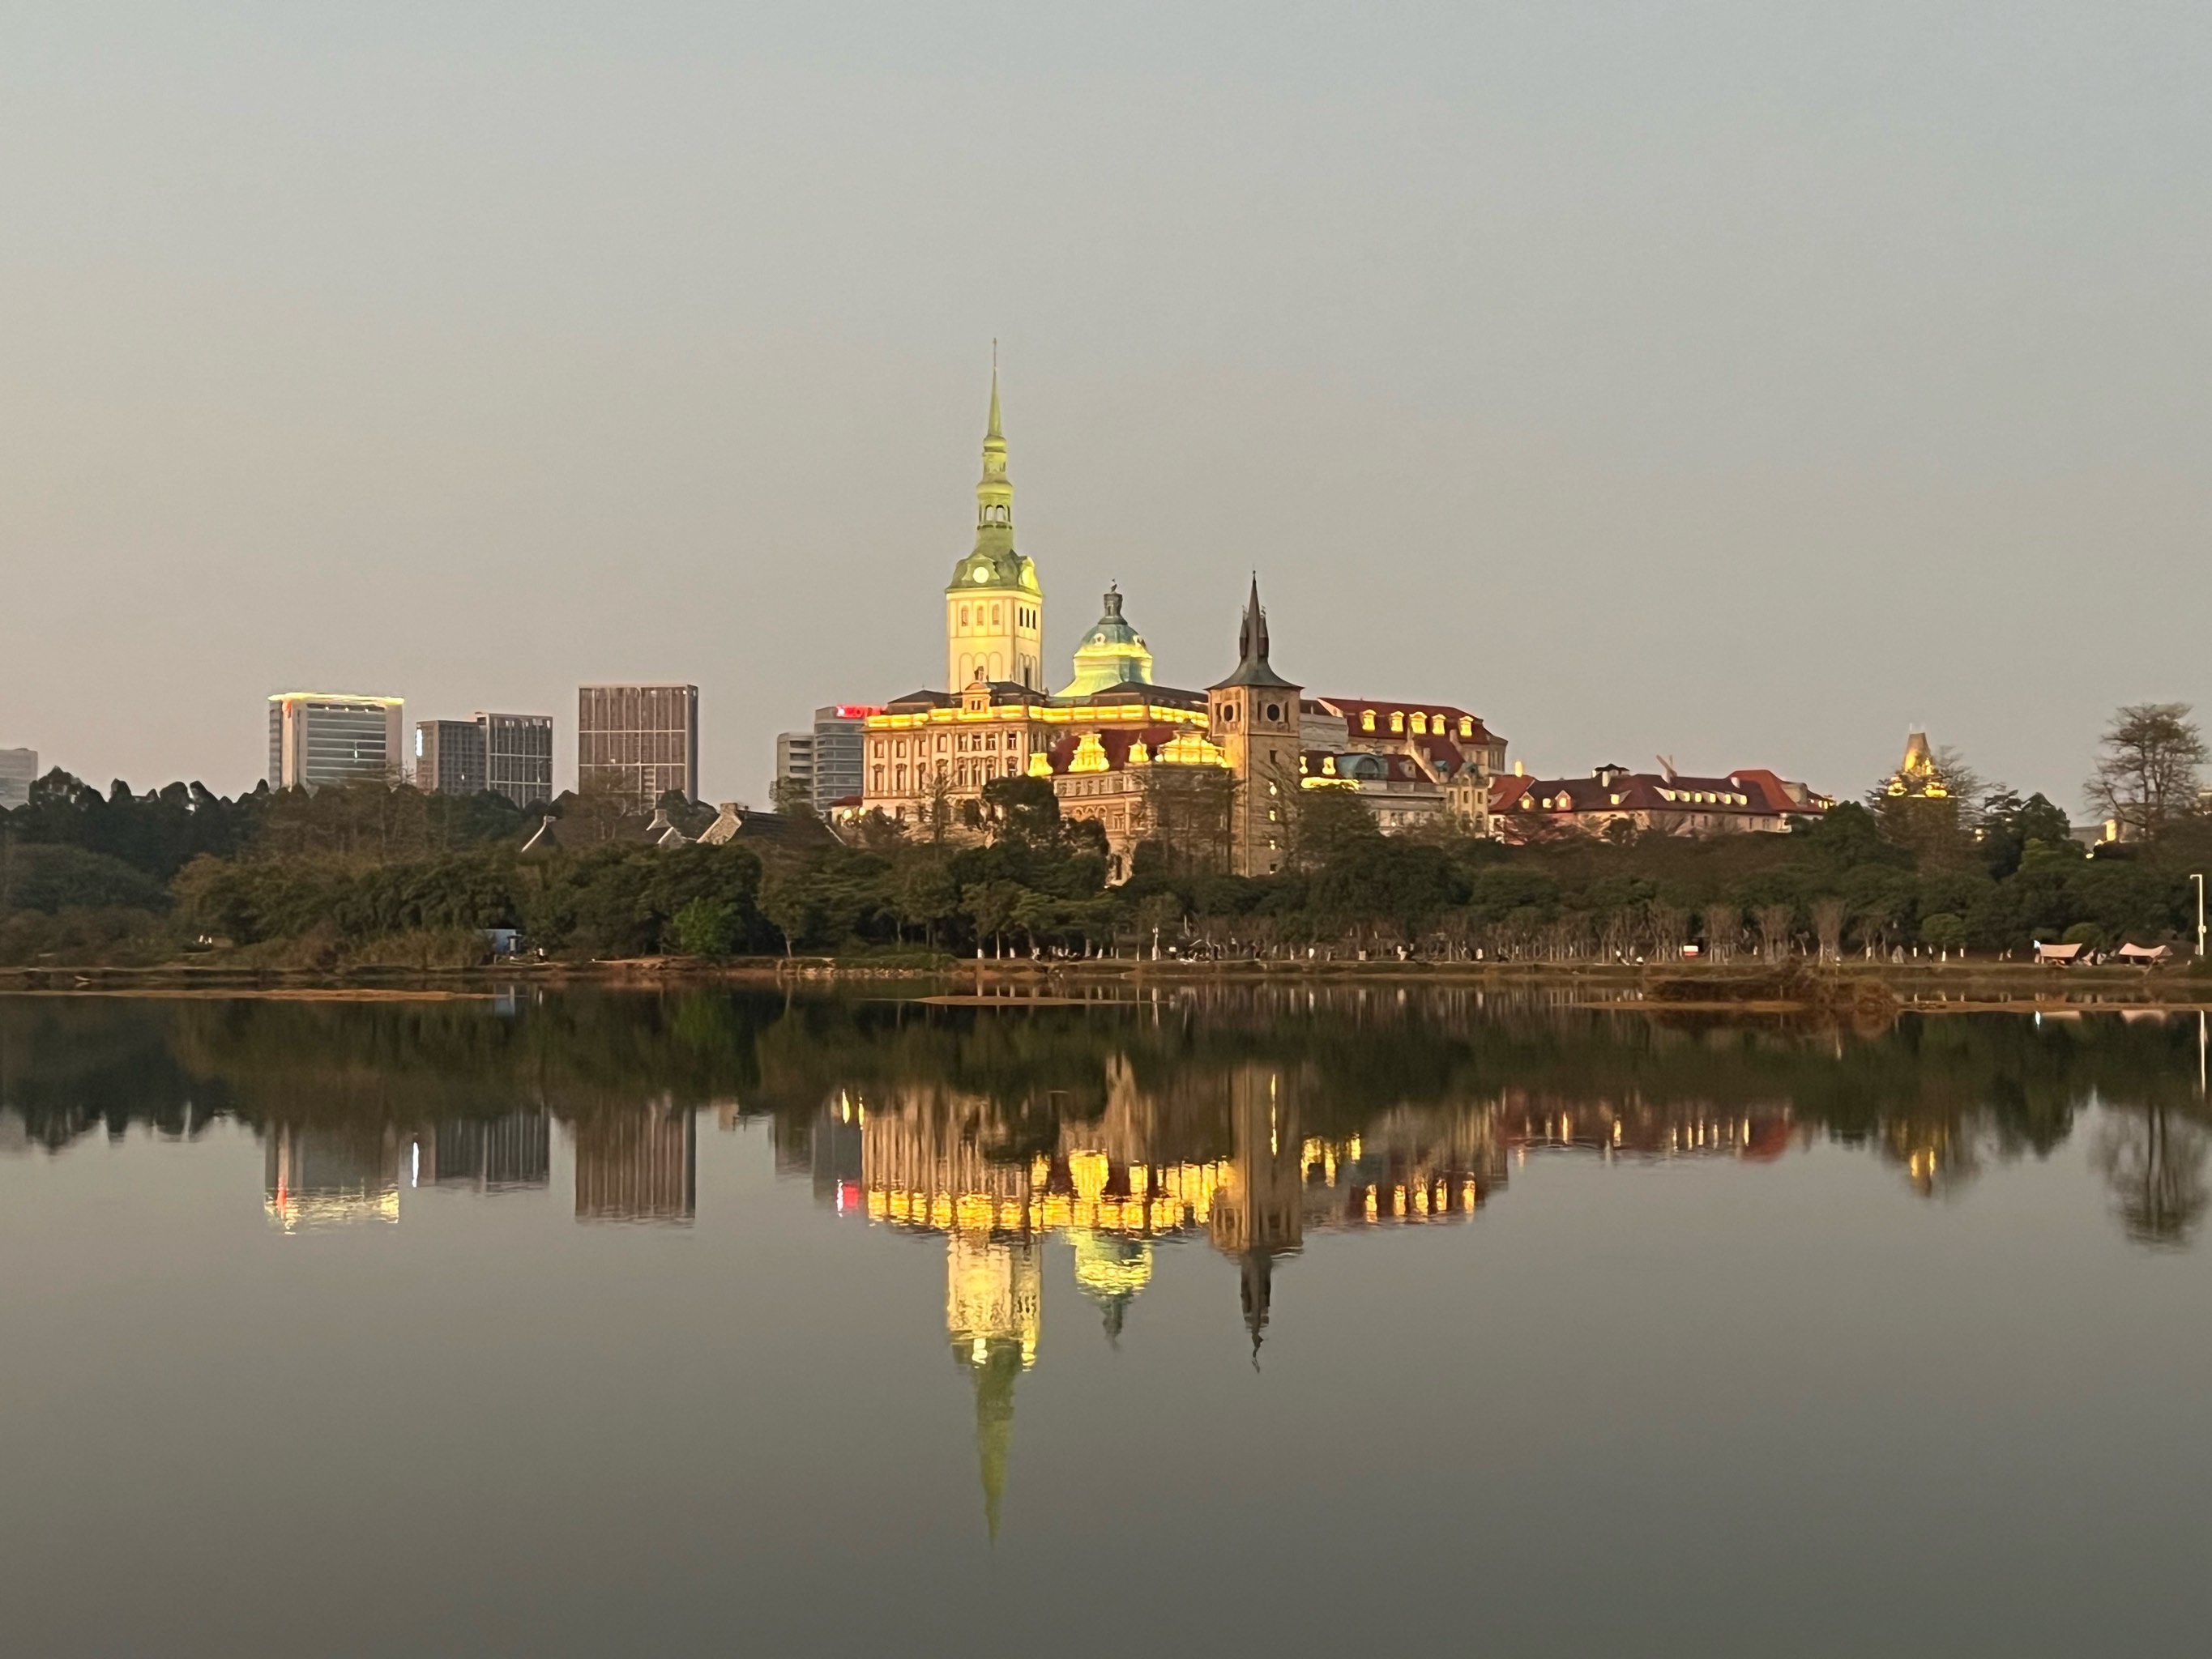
xmin=1056 ymin=586 xmax=1155 ymax=697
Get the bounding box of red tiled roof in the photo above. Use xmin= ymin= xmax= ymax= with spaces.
xmin=1488 ymin=769 xmax=1828 ymax=820
xmin=1313 ymin=696 xmax=1503 ymax=751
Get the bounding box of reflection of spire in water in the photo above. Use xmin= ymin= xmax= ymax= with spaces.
xmin=946 ymin=1232 xmax=1040 ymax=1539
xmin=1239 ymin=1247 xmax=1275 ymax=1365
xmin=967 ymin=1336 xmax=1023 ymax=1542
xmin=1070 ymin=1231 xmax=1153 ymax=1344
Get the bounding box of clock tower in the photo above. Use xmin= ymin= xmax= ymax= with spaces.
xmin=946 ymin=365 xmax=1044 ymax=692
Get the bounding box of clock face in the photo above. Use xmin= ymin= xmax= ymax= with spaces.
xmin=971 ymin=565 xmax=990 ymax=583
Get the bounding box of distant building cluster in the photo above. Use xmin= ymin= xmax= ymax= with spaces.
xmin=258 ymin=683 xmax=700 ymax=810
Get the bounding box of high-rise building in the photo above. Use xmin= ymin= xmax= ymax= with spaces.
xmin=773 ymin=729 xmax=814 ymax=806
xmin=775 ymin=706 xmax=878 ymax=811
xmin=414 ymin=719 xmax=487 ymax=795
xmin=578 ymin=684 xmax=698 ymax=804
xmin=267 ymin=693 xmax=404 ymax=791
xmin=480 ymin=712 xmax=554 ymax=808
xmin=413 ymin=714 xmax=553 ymax=806
xmin=0 ymin=747 xmax=36 ymax=809
xmin=809 ymin=706 xmax=872 ymax=809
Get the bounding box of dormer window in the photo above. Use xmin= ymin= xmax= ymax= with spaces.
xmin=1411 ymin=713 xmax=1427 ymax=735
xmin=1390 ymin=711 xmax=1405 ymax=733
xmin=1458 ymin=717 xmax=1472 ymax=738
xmin=1361 ymin=710 xmax=1376 ymax=732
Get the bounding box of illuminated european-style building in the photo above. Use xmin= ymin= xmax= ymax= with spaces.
xmin=861 ymin=374 xmax=1213 ymax=829
xmin=848 ymin=367 xmax=1508 ymax=862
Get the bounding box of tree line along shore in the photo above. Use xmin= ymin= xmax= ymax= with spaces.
xmin=1 ymin=703 xmax=2208 ymax=978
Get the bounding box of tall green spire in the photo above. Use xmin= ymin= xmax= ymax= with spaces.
xmin=951 ymin=355 xmax=1026 ymax=592
xmin=976 ymin=358 xmax=1012 ymax=545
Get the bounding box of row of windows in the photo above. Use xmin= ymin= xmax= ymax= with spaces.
xmin=874 ymin=757 xmax=1016 ymax=793
xmin=873 ymin=731 xmax=1027 ymax=761
xmin=1360 ymin=708 xmax=1477 ymax=739
xmin=955 ymin=602 xmax=1039 ymax=630
xmin=582 ymin=735 xmax=692 ymax=764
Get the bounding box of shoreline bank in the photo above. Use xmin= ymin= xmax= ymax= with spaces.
xmin=1 ymin=955 xmax=2206 ymax=1008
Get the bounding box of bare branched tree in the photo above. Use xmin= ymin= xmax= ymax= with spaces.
xmin=1702 ymin=902 xmax=1740 ymax=964
xmin=1646 ymin=902 xmax=1688 ymax=961
xmin=1810 ymin=897 xmax=1847 ymax=964
xmin=2086 ymin=702 xmax=2207 ymax=842
xmin=1757 ymin=904 xmax=1794 ymax=965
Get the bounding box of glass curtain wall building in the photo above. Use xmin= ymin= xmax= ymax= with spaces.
xmin=578 ymin=684 xmax=698 ymax=804
xmin=481 ymin=713 xmax=554 ymax=808
xmin=414 ymin=720 xmax=488 ymax=795
xmin=0 ymin=747 xmax=36 ymax=809
xmin=268 ymin=694 xmax=404 ymax=790
xmin=809 ymin=706 xmax=872 ymax=809
xmin=412 ymin=714 xmax=554 ymax=806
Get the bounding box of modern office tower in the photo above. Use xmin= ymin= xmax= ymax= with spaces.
xmin=809 ymin=706 xmax=873 ymax=809
xmin=578 ymin=684 xmax=698 ymax=804
xmin=0 ymin=747 xmax=36 ymax=809
xmin=774 ymin=730 xmax=815 ymax=804
xmin=412 ymin=714 xmax=554 ymax=805
xmin=414 ymin=719 xmax=487 ymax=795
xmin=480 ymin=712 xmax=554 ymax=808
xmin=268 ymin=693 xmax=404 ymax=790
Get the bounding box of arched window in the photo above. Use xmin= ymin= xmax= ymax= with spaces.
xmin=1390 ymin=711 xmax=1405 ymax=733
xmin=992 ymin=604 xmax=1002 ymax=625
xmin=1361 ymin=710 xmax=1376 ymax=732
xmin=1411 ymin=713 xmax=1427 ymax=735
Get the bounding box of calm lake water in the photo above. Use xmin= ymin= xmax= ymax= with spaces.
xmin=2 ymin=987 xmax=2210 ymax=1657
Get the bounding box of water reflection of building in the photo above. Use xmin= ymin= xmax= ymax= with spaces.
xmin=415 ymin=1112 xmax=551 ymax=1193
xmin=826 ymin=1056 xmax=1510 ymax=1533
xmin=572 ymin=1104 xmax=696 ymax=1223
xmin=946 ymin=1232 xmax=1040 ymax=1540
xmin=1498 ymin=1094 xmax=1803 ymax=1166
xmin=264 ymin=1123 xmax=402 ymax=1230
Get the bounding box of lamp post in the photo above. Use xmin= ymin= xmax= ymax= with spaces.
xmin=2195 ymin=872 xmax=2206 ymax=960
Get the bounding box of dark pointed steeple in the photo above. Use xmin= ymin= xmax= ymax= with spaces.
xmin=1211 ymin=575 xmax=1295 ymax=691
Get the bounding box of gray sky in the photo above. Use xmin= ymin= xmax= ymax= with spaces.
xmin=4 ymin=2 xmax=2206 ymax=810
